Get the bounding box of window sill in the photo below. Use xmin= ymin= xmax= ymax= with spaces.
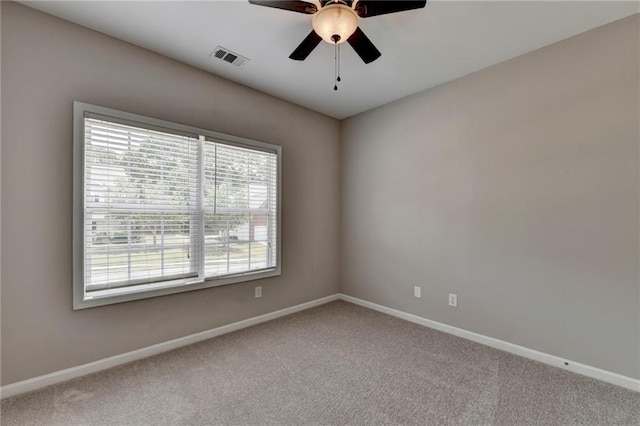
xmin=73 ymin=267 xmax=281 ymax=310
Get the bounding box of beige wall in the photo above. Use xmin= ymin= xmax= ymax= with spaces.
xmin=341 ymin=14 xmax=640 ymax=379
xmin=1 ymin=2 xmax=340 ymax=385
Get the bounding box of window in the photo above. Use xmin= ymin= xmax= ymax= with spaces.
xmin=73 ymin=102 xmax=281 ymax=309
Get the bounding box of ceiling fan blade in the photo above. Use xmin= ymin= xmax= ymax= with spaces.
xmin=355 ymin=0 xmax=426 ymax=18
xmin=248 ymin=0 xmax=318 ymax=14
xmin=347 ymin=27 xmax=381 ymax=64
xmin=289 ymin=30 xmax=323 ymax=60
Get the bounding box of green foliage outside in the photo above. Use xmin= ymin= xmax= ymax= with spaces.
xmin=89 ymin=136 xmax=274 ymax=244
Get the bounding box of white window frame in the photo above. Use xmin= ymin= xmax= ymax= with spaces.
xmin=73 ymin=102 xmax=282 ymax=309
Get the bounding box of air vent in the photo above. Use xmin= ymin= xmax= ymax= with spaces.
xmin=210 ymin=46 xmax=249 ymax=67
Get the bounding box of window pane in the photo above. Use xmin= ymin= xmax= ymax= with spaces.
xmin=84 ymin=118 xmax=200 ymax=291
xmin=203 ymin=142 xmax=278 ymax=279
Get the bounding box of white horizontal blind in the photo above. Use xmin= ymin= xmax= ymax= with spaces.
xmin=83 ymin=117 xmax=200 ymax=292
xmin=204 ymin=142 xmax=278 ymax=278
xmin=82 ymin=113 xmax=279 ymax=299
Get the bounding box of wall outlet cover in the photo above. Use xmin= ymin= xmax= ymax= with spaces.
xmin=448 ymin=293 xmax=458 ymax=307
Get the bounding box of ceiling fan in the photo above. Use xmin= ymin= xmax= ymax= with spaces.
xmin=248 ymin=0 xmax=427 ymax=64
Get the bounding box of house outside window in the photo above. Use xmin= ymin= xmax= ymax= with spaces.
xmin=73 ymin=102 xmax=281 ymax=309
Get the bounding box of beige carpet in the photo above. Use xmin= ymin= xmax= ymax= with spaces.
xmin=1 ymin=300 xmax=639 ymax=425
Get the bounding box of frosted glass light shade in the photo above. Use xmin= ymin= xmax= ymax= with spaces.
xmin=312 ymin=3 xmax=358 ymax=44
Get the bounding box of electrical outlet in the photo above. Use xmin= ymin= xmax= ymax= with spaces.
xmin=255 ymin=286 xmax=262 ymax=298
xmin=448 ymin=293 xmax=458 ymax=307
xmin=414 ymin=286 xmax=422 ymax=298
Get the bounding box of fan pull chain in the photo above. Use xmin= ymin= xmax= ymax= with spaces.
xmin=334 ymin=41 xmax=338 ymax=91
xmin=338 ymin=43 xmax=341 ymax=82
xmin=334 ymin=41 xmax=342 ymax=91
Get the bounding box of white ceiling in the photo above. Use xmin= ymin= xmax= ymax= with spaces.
xmin=20 ymin=1 xmax=639 ymax=119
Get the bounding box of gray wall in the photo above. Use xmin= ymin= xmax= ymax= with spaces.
xmin=340 ymin=14 xmax=640 ymax=379
xmin=2 ymin=2 xmax=639 ymax=386
xmin=1 ymin=2 xmax=340 ymax=385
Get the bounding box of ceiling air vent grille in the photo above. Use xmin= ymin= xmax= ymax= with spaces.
xmin=210 ymin=46 xmax=249 ymax=67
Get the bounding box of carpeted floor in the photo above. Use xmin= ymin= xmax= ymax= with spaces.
xmin=1 ymin=300 xmax=639 ymax=425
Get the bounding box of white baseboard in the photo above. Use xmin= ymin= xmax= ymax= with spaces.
xmin=3 ymin=292 xmax=638 ymax=399
xmin=338 ymin=293 xmax=640 ymax=392
xmin=0 ymin=294 xmax=340 ymax=399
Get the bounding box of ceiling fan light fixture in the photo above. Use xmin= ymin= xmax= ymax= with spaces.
xmin=312 ymin=3 xmax=359 ymax=44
